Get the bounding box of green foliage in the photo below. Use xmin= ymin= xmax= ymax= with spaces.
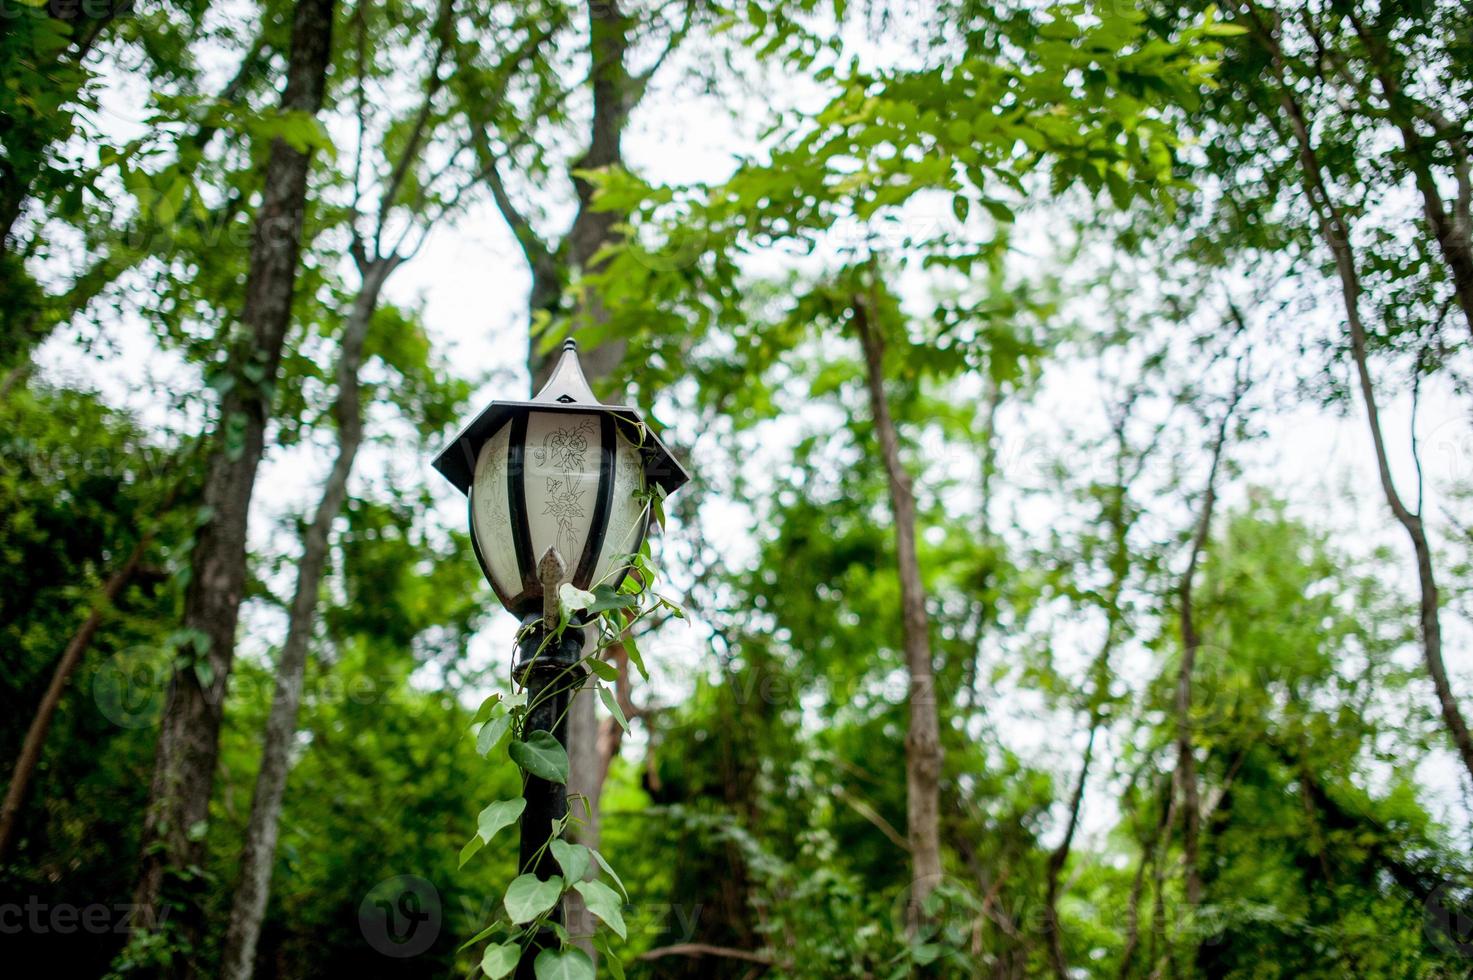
xmin=456 ymin=552 xmax=682 ymax=972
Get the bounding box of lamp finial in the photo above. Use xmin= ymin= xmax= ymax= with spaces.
xmin=533 ymin=336 xmax=598 ymax=405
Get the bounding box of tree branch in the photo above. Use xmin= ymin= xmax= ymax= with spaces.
xmin=638 ymin=943 xmax=774 ymax=965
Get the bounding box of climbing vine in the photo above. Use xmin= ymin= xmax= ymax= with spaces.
xmin=457 ymin=542 xmax=681 ymax=980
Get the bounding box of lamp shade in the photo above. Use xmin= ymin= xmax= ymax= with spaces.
xmin=431 ymin=339 xmax=689 ymax=616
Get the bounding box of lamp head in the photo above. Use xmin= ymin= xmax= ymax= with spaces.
xmin=431 ymin=339 xmax=689 ymax=616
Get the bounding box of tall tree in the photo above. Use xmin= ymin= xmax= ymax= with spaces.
xmin=217 ymin=0 xmax=495 ymax=966
xmin=1230 ymin=0 xmax=1473 ymax=786
xmin=1168 ymin=361 xmax=1245 ymax=952
xmin=1333 ymin=1 xmax=1473 ymax=336
xmin=1041 ymin=387 xmax=1157 ymax=978
xmin=853 ymin=282 xmax=945 ymax=913
xmin=216 ymin=246 xmax=396 ymax=980
xmin=128 ymin=0 xmax=338 ymax=967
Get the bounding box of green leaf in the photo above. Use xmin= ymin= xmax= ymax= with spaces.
xmin=504 ymin=873 xmax=564 ymax=923
xmin=550 ymin=839 xmax=590 ymax=882
xmin=472 ymin=693 xmax=504 ymax=727
xmin=478 ymin=713 xmax=513 ymax=757
xmin=591 ymin=849 xmax=628 ymax=900
xmin=533 ymin=947 xmax=594 ymax=980
xmin=559 ymin=582 xmax=596 ymax=612
xmin=598 ymin=686 xmax=629 ymax=733
xmin=573 ymin=880 xmax=627 ymax=939
xmin=594 ymin=933 xmax=626 ymax=980
xmin=510 ymin=731 xmax=569 ymax=783
xmin=458 ymin=834 xmax=484 ymax=869
xmin=981 ymin=199 xmax=1016 ymax=223
xmin=586 ymin=658 xmax=618 ymax=682
xmin=478 ymin=798 xmax=527 ymax=845
xmin=458 ymin=921 xmax=502 ymax=952
xmin=587 ymin=584 xmax=636 ymax=615
xmin=482 ymin=941 xmax=520 ymax=979
xmin=623 ymin=633 xmax=649 ymax=681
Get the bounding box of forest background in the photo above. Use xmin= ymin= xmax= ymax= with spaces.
xmin=3 ymin=0 xmax=1473 ymax=977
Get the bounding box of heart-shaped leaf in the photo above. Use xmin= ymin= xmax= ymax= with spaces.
xmin=477 ymin=798 xmax=526 ymax=845
xmin=504 ymin=873 xmax=564 ymax=923
xmin=510 ymin=731 xmax=569 ymax=783
xmin=533 ymin=946 xmax=594 ymax=980
xmin=622 ymin=633 xmax=648 ymax=681
xmin=574 ymin=879 xmax=627 ymax=939
xmin=458 ymin=921 xmax=501 ymax=952
xmin=593 ymin=932 xmax=626 ymax=980
xmin=477 ymin=713 xmax=513 ymax=757
xmin=471 ymin=693 xmax=504 ymax=728
xmin=558 ymin=582 xmax=596 ymax=612
xmin=587 ymin=585 xmax=636 ymax=614
xmin=550 ymin=839 xmax=590 ymax=882
xmin=481 ymin=941 xmax=520 ymax=979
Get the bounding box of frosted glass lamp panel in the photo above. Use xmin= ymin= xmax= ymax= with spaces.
xmin=470 ymin=424 xmax=521 ymax=599
xmin=592 ymin=434 xmax=651 ymax=587
xmin=525 ymin=411 xmax=601 ymax=575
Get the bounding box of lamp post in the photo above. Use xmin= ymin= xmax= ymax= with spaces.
xmin=432 ymin=338 xmax=688 ymax=968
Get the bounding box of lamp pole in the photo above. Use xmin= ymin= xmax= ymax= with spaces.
xmin=515 ymin=546 xmax=585 ymax=977
xmin=430 ymin=338 xmax=689 ymax=971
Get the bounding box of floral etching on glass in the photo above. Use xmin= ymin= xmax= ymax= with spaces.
xmin=534 ymin=418 xmax=596 ymax=559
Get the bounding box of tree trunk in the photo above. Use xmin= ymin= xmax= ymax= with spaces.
xmin=1043 ymin=409 xmax=1142 ymax=976
xmin=0 ymin=361 xmax=31 ymax=402
xmin=1118 ymin=776 xmax=1173 ymax=980
xmin=1241 ymin=1 xmax=1473 ymax=787
xmin=853 ymin=291 xmax=945 ymax=915
xmin=128 ymin=0 xmax=336 ymax=966
xmin=553 ymin=0 xmax=635 ymax=954
xmin=1043 ymin=726 xmax=1094 ymax=979
xmin=217 ymin=257 xmax=390 ymax=980
xmin=555 ymin=0 xmax=633 ymax=383
xmin=1172 ymin=390 xmax=1237 ymax=925
xmin=0 ymin=539 xmax=148 ymax=862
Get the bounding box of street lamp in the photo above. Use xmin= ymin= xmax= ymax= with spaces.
xmin=431 ymin=337 xmax=688 ymax=962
